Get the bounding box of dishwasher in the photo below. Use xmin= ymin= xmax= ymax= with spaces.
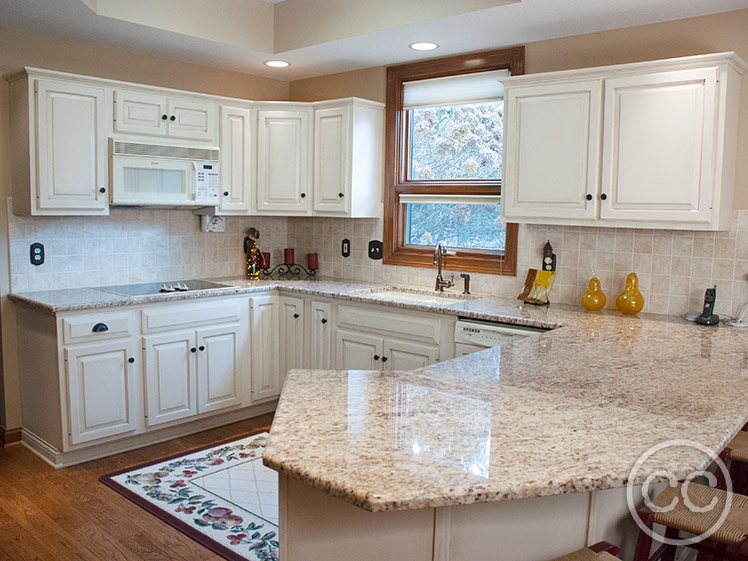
xmin=454 ymin=318 xmax=548 ymax=356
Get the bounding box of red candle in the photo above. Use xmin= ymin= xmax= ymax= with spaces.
xmin=307 ymin=252 xmax=319 ymax=270
xmin=260 ymin=252 xmax=270 ymax=269
xmin=284 ymin=248 xmax=295 ymax=265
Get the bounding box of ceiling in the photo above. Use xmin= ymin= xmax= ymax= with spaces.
xmin=0 ymin=0 xmax=747 ymax=81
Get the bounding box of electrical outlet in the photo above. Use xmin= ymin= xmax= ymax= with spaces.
xmin=30 ymin=242 xmax=44 ymax=266
xmin=368 ymin=240 xmax=383 ymax=260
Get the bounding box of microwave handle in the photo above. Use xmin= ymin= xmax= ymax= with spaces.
xmin=191 ymin=161 xmax=198 ymax=200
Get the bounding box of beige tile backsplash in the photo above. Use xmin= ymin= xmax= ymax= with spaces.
xmin=8 ymin=198 xmax=748 ymax=319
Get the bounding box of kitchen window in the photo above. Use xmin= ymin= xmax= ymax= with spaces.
xmin=383 ymin=47 xmax=524 ymax=275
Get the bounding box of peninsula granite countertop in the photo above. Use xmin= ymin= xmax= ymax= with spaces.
xmin=11 ymin=277 xmax=748 ymax=512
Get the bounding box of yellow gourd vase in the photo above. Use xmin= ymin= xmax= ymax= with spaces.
xmin=616 ymin=272 xmax=645 ymax=316
xmin=581 ymin=276 xmax=606 ymax=311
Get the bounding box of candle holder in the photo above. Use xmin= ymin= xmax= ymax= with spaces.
xmin=261 ymin=263 xmax=317 ymax=279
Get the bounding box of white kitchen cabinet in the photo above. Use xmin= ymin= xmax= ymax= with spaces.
xmin=143 ymin=330 xmax=198 ymax=427
xmin=309 ymin=300 xmax=333 ymax=369
xmin=250 ymin=293 xmax=282 ymax=402
xmin=218 ymin=105 xmax=252 ymax=214
xmin=500 ymin=52 xmax=745 ymax=230
xmin=197 ymin=324 xmax=242 ymax=413
xmin=384 ymin=339 xmax=439 ymax=370
xmin=65 ymin=339 xmax=138 ymax=445
xmin=114 ymin=89 xmax=218 ymax=143
xmin=9 ymin=73 xmax=109 ymax=215
xmin=279 ymin=296 xmax=305 ymax=383
xmin=313 ymin=99 xmax=384 ymax=217
xmin=254 ymin=106 xmax=313 ymax=215
xmin=336 ymin=329 xmax=383 ymax=370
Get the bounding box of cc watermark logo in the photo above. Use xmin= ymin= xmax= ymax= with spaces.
xmin=626 ymin=439 xmax=732 ymax=546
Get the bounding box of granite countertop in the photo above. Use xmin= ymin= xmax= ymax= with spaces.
xmin=11 ymin=277 xmax=748 ymax=513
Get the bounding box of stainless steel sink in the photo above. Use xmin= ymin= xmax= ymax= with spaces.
xmin=355 ymin=287 xmax=475 ymax=305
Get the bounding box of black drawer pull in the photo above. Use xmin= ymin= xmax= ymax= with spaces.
xmin=191 ymin=347 xmax=197 ymax=353
xmin=373 ymin=354 xmax=380 ymax=361
xmin=586 ymin=194 xmax=593 ymax=201
xmin=600 ymin=193 xmax=608 ymax=201
xmin=128 ymin=357 xmax=135 ymax=364
xmin=381 ymin=356 xmax=388 ymax=363
xmin=338 ymin=192 xmax=344 ymax=198
xmin=161 ymin=114 xmax=168 ymax=120
xmin=300 ymin=193 xmax=306 ymax=198
xmin=199 ymin=345 xmax=205 ymax=352
xmin=92 ymin=323 xmax=108 ymax=333
xmin=321 ymin=318 xmax=327 ymax=324
xmin=170 ymin=115 xmax=176 ymax=121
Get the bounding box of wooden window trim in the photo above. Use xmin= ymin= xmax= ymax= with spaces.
xmin=383 ymin=46 xmax=525 ymax=276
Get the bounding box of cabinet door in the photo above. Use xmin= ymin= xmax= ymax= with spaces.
xmin=384 ymin=338 xmax=439 ymax=370
xmin=335 ymin=329 xmax=382 ymax=371
xmin=65 ymin=340 xmax=137 ymax=445
xmin=219 ymin=106 xmax=252 ymax=213
xmin=114 ymin=90 xmax=168 ymax=137
xmin=600 ymin=67 xmax=717 ymax=224
xmin=197 ymin=324 xmax=242 ymax=414
xmin=279 ymin=296 xmax=304 ymax=384
xmin=310 ymin=300 xmax=332 ymax=369
xmin=250 ymin=294 xmax=281 ymax=402
xmin=168 ymin=98 xmax=218 ymax=142
xmin=256 ymin=110 xmax=312 ymax=214
xmin=36 ymin=80 xmax=108 ymax=211
xmin=143 ymin=330 xmax=197 ymax=427
xmin=314 ymin=105 xmax=351 ymax=214
xmin=502 ymin=81 xmax=601 ymax=222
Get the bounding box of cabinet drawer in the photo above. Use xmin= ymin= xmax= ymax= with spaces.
xmin=337 ymin=305 xmax=440 ymax=343
xmin=62 ymin=311 xmax=135 ymax=345
xmin=141 ymin=299 xmax=243 ymax=333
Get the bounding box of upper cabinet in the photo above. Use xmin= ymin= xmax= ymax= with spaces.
xmin=252 ymin=99 xmax=384 ymax=218
xmin=501 ymin=52 xmax=746 ymax=230
xmin=9 ymin=74 xmax=109 ymax=215
xmin=114 ymin=90 xmax=218 ymax=143
xmin=218 ymin=104 xmax=253 ymax=214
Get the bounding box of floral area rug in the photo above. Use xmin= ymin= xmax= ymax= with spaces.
xmin=100 ymin=430 xmax=278 ymax=561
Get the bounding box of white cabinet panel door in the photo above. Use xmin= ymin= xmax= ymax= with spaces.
xmin=169 ymin=98 xmax=218 ymax=142
xmin=502 ymin=81 xmax=601 ymax=222
xmin=36 ymin=80 xmax=107 ymax=210
xmin=143 ymin=331 xmax=197 ymax=427
xmin=314 ymin=106 xmax=351 ymax=214
xmin=279 ymin=296 xmax=304 ymax=384
xmin=335 ymin=329 xmax=382 ymax=371
xmin=65 ymin=340 xmax=137 ymax=445
xmin=197 ymin=325 xmax=242 ymax=414
xmin=384 ymin=339 xmax=439 ymax=370
xmin=256 ymin=110 xmax=312 ymax=214
xmin=114 ymin=90 xmax=168 ymax=136
xmin=310 ymin=300 xmax=332 ymax=369
xmin=250 ymin=294 xmax=281 ymax=402
xmin=600 ymin=67 xmax=717 ymax=224
xmin=219 ymin=106 xmax=252 ymax=213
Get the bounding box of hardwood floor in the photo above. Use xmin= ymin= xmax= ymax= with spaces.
xmin=0 ymin=413 xmax=274 ymax=561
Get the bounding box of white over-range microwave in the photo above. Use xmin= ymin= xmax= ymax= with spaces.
xmin=109 ymin=139 xmax=220 ymax=207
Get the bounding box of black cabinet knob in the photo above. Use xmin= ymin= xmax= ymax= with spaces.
xmin=92 ymin=323 xmax=108 ymax=333
xmin=300 ymin=193 xmax=306 ymax=198
xmin=199 ymin=345 xmax=205 ymax=352
xmin=99 ymin=187 xmax=106 ymax=194
xmin=161 ymin=114 xmax=168 ymax=120
xmin=338 ymin=192 xmax=344 ymax=198
xmin=170 ymin=115 xmax=176 ymax=121
xmin=293 ymin=313 xmax=299 ymax=319
xmin=373 ymin=354 xmax=380 ymax=361
xmin=600 ymin=193 xmax=608 ymax=201
xmin=321 ymin=318 xmax=327 ymax=324
xmin=381 ymin=356 xmax=388 ymax=363
xmin=190 ymin=347 xmax=197 ymax=353
xmin=128 ymin=357 xmax=135 ymax=364
xmin=223 ymin=191 xmax=229 ymax=196
xmin=586 ymin=194 xmax=593 ymax=201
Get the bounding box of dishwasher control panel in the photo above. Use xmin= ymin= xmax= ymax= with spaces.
xmin=454 ymin=320 xmax=547 ymax=349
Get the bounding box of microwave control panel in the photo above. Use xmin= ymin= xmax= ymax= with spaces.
xmin=194 ymin=162 xmax=220 ymax=204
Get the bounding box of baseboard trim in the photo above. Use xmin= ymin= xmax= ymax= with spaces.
xmin=0 ymin=426 xmax=22 ymax=447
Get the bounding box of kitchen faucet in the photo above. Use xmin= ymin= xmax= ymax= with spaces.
xmin=433 ymin=244 xmax=455 ymax=292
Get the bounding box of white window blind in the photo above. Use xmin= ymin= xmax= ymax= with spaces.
xmin=402 ymin=69 xmax=510 ymax=109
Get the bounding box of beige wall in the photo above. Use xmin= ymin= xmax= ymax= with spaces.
xmin=289 ymin=9 xmax=748 ymax=208
xmin=0 ymin=27 xmax=291 ymax=431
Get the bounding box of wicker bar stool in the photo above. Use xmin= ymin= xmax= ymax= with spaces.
xmin=723 ymin=431 xmax=748 ymax=495
xmin=550 ymin=541 xmax=620 ymax=561
xmin=633 ymin=482 xmax=748 ymax=561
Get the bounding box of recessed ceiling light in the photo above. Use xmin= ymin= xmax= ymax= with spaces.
xmin=409 ymin=42 xmax=439 ymax=51
xmin=264 ymin=60 xmax=290 ymax=68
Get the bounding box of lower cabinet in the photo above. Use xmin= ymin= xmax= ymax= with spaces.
xmin=65 ymin=339 xmax=138 ymax=445
xmin=250 ymin=293 xmax=281 ymax=402
xmin=309 ymin=300 xmax=332 ymax=369
xmin=384 ymin=339 xmax=439 ymax=370
xmin=335 ymin=329 xmax=440 ymax=371
xmin=197 ymin=325 xmax=242 ymax=414
xmin=279 ymin=296 xmax=305 ymax=383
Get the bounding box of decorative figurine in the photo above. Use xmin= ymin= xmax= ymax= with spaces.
xmin=244 ymin=227 xmax=261 ymax=280
xmin=581 ymin=275 xmax=606 ymax=311
xmin=615 ymin=272 xmax=645 ymax=315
